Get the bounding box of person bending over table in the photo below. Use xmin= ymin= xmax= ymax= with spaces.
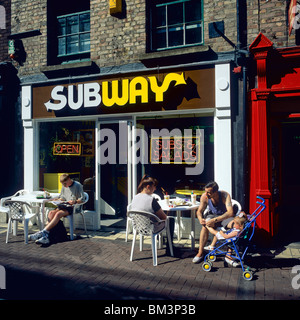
xmin=130 ymin=174 xmax=175 ymax=256
xmin=192 ymin=181 xmax=234 ymax=263
xmin=29 ymin=173 xmax=84 ymax=245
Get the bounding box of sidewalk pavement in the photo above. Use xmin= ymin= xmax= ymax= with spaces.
xmin=0 ymin=222 xmax=299 ymax=301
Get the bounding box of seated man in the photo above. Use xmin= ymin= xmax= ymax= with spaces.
xmin=192 ymin=181 xmax=234 ymax=263
xmin=29 ymin=173 xmax=84 ymax=245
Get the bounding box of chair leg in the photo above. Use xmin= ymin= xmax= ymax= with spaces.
xmin=67 ymin=215 xmax=74 ymax=240
xmin=151 ymin=234 xmax=158 ymax=266
xmin=80 ymin=212 xmax=87 ymax=236
xmin=166 ymin=225 xmax=174 ymax=257
xmin=130 ymin=229 xmax=137 ymax=261
xmin=158 ymin=234 xmax=163 ymax=249
xmin=125 ymin=218 xmax=130 ymax=242
xmin=24 ymin=219 xmax=29 ymax=244
xmin=140 ymin=234 xmax=143 ymax=251
xmin=6 ymin=218 xmax=11 ymax=243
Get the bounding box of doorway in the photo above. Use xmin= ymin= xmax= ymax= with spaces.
xmin=277 ymin=121 xmax=300 ymax=243
xmin=98 ymin=120 xmax=134 ymax=228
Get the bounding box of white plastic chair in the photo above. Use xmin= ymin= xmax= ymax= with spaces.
xmin=152 ymin=193 xmax=161 ymax=201
xmin=125 ymin=193 xmax=161 ymax=242
xmin=125 ymin=203 xmax=132 ymax=242
xmin=0 ymin=189 xmax=29 ymax=220
xmin=66 ymin=192 xmax=89 ymax=240
xmin=4 ymin=200 xmax=40 ymax=244
xmin=129 ymin=210 xmax=174 ymax=266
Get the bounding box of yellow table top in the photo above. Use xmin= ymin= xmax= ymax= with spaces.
xmin=175 ymin=189 xmax=204 ymax=196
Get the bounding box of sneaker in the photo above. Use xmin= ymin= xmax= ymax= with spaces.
xmin=225 ymin=256 xmax=239 ymax=267
xmin=204 ymin=245 xmax=215 ymax=251
xmin=192 ymin=255 xmax=203 ymax=264
xmin=28 ymin=231 xmax=43 ymax=241
xmin=35 ymin=235 xmax=50 ymax=245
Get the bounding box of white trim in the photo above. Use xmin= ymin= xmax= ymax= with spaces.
xmin=21 ymin=86 xmax=32 ymax=120
xmin=214 ymin=63 xmax=232 ymax=194
xmin=23 ymin=120 xmax=38 ymax=191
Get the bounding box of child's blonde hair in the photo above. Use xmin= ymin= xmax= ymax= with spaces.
xmin=234 ymin=216 xmax=247 ymax=227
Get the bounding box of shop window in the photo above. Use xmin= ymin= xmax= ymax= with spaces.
xmin=150 ymin=0 xmax=203 ymax=51
xmin=39 ymin=121 xmax=95 ymax=210
xmin=47 ymin=0 xmax=90 ymax=65
xmin=136 ymin=116 xmax=213 ymax=197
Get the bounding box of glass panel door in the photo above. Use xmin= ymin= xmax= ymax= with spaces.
xmin=98 ymin=120 xmax=133 ymax=220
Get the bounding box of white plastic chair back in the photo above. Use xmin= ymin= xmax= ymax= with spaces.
xmin=152 ymin=193 xmax=161 ymax=201
xmin=129 ymin=210 xmax=155 ymax=236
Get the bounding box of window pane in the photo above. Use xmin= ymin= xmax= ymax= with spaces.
xmin=79 ymin=13 xmax=90 ymax=32
xmin=154 ymin=6 xmax=166 ymax=28
xmin=80 ymin=33 xmax=90 ymax=52
xmin=168 ymin=26 xmax=183 ymax=47
xmin=186 ymin=23 xmax=202 ymax=44
xmin=67 ymin=35 xmax=79 ymax=54
xmin=167 ymin=2 xmax=183 ymax=26
xmin=154 ymin=28 xmax=167 ymax=49
xmin=67 ymin=15 xmax=79 ymax=34
xmin=185 ymin=1 xmax=201 ymax=22
xmin=58 ymin=37 xmax=66 ymax=56
xmin=58 ymin=17 xmax=66 ymax=36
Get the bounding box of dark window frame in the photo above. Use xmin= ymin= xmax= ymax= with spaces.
xmin=149 ymin=0 xmax=204 ymax=52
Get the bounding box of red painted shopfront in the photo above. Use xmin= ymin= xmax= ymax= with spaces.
xmin=249 ymin=33 xmax=300 ymax=244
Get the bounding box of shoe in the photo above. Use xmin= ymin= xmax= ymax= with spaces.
xmin=28 ymin=231 xmax=43 ymax=241
xmin=204 ymin=245 xmax=215 ymax=251
xmin=35 ymin=235 xmax=50 ymax=245
xmin=225 ymin=256 xmax=239 ymax=267
xmin=192 ymin=255 xmax=203 ymax=264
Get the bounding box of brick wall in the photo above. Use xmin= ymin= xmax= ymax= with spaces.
xmin=8 ymin=0 xmax=299 ymax=77
xmin=247 ymin=0 xmax=295 ymax=48
xmin=0 ymin=0 xmax=11 ymax=62
xmin=10 ymin=0 xmax=47 ymax=75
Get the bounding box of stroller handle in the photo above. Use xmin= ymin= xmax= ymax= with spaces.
xmin=256 ymin=195 xmax=265 ymax=206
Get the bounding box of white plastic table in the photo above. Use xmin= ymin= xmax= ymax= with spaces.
xmin=158 ymin=199 xmax=199 ymax=250
xmin=11 ymin=191 xmax=59 ymax=230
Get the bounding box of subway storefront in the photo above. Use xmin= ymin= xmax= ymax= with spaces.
xmin=21 ymin=63 xmax=234 ymax=230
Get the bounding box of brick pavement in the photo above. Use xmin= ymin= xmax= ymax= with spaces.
xmin=0 ymin=223 xmax=300 ymax=301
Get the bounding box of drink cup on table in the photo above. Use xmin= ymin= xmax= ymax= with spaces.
xmin=191 ymin=191 xmax=196 ymax=205
xmin=164 ymin=194 xmax=170 ymax=206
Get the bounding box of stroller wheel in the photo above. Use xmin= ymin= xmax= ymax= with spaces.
xmin=208 ymin=254 xmax=216 ymax=262
xmin=202 ymin=261 xmax=212 ymax=272
xmin=242 ymin=270 xmax=253 ymax=281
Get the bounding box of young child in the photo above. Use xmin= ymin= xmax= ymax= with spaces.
xmin=206 ymin=215 xmax=247 ymax=267
xmin=204 ymin=211 xmax=249 ymax=251
xmin=207 ymin=215 xmax=246 ymax=240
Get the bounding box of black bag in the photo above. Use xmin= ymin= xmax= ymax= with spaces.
xmin=48 ymin=220 xmax=69 ymax=243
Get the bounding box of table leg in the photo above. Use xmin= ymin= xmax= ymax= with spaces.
xmin=41 ymin=201 xmax=46 ymax=229
xmin=13 ymin=221 xmax=18 ymax=236
xmin=191 ymin=209 xmax=195 ymax=250
xmin=176 ymin=210 xmax=181 ymax=241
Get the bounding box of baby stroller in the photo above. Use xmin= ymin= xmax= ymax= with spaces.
xmin=202 ymin=196 xmax=266 ymax=281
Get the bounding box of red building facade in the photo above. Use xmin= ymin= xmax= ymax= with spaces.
xmin=249 ymin=33 xmax=300 ymax=244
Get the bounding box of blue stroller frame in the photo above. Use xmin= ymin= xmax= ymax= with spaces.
xmin=202 ymin=196 xmax=266 ymax=281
